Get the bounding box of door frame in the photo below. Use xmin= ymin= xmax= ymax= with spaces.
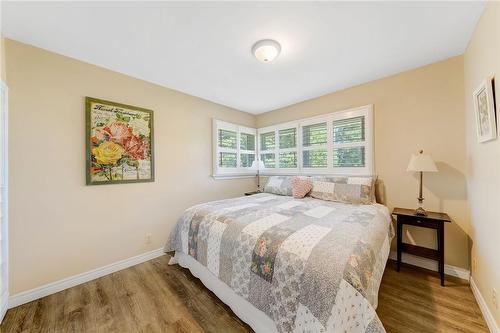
xmin=0 ymin=80 xmax=9 ymax=322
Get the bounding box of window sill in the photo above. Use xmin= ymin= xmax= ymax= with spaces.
xmin=212 ymin=174 xmax=256 ymax=180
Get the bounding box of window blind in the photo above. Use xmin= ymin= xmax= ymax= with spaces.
xmin=279 ymin=152 xmax=297 ymax=168
xmin=219 ymin=152 xmax=237 ymax=168
xmin=240 ymin=153 xmax=255 ymax=167
xmin=218 ymin=129 xmax=237 ymax=149
xmin=214 ymin=120 xmax=257 ymax=177
xmin=332 ymin=116 xmax=366 ymax=168
xmin=260 ymin=132 xmax=275 ymax=151
xmin=302 ymin=122 xmax=327 ymax=168
xmin=261 ymin=153 xmax=275 ymax=168
xmin=279 ymin=128 xmax=296 ymax=149
xmin=303 ymin=149 xmax=327 ymax=168
xmin=302 ymin=122 xmax=327 ymax=146
xmin=333 ymin=116 xmax=365 ymax=144
xmin=240 ymin=133 xmax=255 ymax=151
xmin=333 ymin=147 xmax=365 ymax=167
xmin=216 ymin=105 xmax=373 ymax=176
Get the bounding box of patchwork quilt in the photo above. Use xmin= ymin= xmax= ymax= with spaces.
xmin=170 ymin=193 xmax=394 ymax=333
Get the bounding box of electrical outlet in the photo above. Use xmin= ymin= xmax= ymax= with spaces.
xmin=493 ymin=288 xmax=498 ymax=309
xmin=145 ymin=233 xmax=152 ymax=245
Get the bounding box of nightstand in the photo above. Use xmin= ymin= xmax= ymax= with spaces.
xmin=244 ymin=191 xmax=260 ymax=196
xmin=392 ymin=207 xmax=451 ymax=286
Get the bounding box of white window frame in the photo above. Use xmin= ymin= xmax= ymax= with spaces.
xmin=257 ymin=105 xmax=374 ymax=176
xmin=213 ymin=119 xmax=257 ymax=178
xmin=259 ymin=121 xmax=299 ymax=174
xmin=300 ymin=118 xmax=329 ymax=174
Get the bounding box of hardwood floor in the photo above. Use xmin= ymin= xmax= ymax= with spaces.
xmin=1 ymin=255 xmax=488 ymax=333
xmin=377 ymin=261 xmax=488 ymax=333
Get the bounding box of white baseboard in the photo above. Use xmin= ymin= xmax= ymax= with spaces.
xmin=471 ymin=277 xmax=500 ymax=333
xmin=0 ymin=290 xmax=8 ymax=323
xmin=9 ymin=248 xmax=165 ymax=309
xmin=388 ymin=251 xmax=470 ymax=280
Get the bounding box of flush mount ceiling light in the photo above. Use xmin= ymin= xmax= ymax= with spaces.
xmin=252 ymin=39 xmax=281 ymax=63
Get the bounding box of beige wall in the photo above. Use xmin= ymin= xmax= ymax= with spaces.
xmin=257 ymin=56 xmax=469 ymax=270
xmin=464 ymin=1 xmax=500 ymax=327
xmin=5 ymin=39 xmax=256 ymax=294
xmin=1 ymin=38 xmax=6 ymax=82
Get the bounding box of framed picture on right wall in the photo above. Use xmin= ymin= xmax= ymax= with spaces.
xmin=473 ymin=77 xmax=497 ymax=143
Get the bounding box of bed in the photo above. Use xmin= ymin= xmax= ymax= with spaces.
xmin=167 ymin=191 xmax=394 ymax=332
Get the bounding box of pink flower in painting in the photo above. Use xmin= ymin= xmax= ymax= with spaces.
xmin=124 ymin=134 xmax=147 ymax=160
xmin=94 ymin=128 xmax=108 ymax=141
xmin=91 ymin=128 xmax=108 ymax=145
xmin=104 ymin=122 xmax=133 ymax=146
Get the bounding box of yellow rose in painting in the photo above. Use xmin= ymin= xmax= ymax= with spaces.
xmin=92 ymin=141 xmax=124 ymax=165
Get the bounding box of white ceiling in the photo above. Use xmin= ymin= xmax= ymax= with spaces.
xmin=2 ymin=1 xmax=485 ymax=114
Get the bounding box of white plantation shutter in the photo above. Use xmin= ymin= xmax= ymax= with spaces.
xmin=332 ymin=116 xmax=366 ymax=168
xmin=259 ymin=131 xmax=275 ymax=168
xmin=302 ymin=122 xmax=327 ymax=168
xmin=218 ymin=128 xmax=237 ymax=168
xmin=256 ymin=105 xmax=373 ymax=175
xmin=213 ymin=120 xmax=257 ymax=177
xmin=257 ymin=125 xmax=299 ymax=172
xmin=240 ymin=132 xmax=255 ymax=167
xmin=278 ymin=128 xmax=297 ymax=168
xmin=213 ymin=106 xmax=373 ymax=178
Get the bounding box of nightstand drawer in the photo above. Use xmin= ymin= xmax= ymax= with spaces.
xmin=397 ymin=215 xmax=439 ymax=229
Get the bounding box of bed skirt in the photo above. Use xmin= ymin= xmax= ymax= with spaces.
xmin=169 ymin=251 xmax=278 ymax=333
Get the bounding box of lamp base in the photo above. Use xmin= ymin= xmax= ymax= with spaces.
xmin=415 ymin=206 xmax=428 ymax=216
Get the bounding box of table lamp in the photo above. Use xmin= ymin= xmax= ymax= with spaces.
xmin=406 ymin=150 xmax=438 ymax=216
xmin=251 ymin=159 xmax=265 ymax=192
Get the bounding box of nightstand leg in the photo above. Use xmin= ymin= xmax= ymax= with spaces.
xmin=397 ymin=221 xmax=402 ymax=272
xmin=438 ymin=224 xmax=445 ymax=286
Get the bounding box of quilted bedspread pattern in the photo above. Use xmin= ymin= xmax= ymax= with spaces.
xmin=170 ymin=193 xmax=393 ymax=333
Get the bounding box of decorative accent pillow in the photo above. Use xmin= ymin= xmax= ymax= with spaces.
xmin=347 ymin=176 xmax=377 ymax=203
xmin=310 ymin=180 xmax=372 ymax=204
xmin=311 ymin=175 xmax=377 ymax=203
xmin=263 ymin=176 xmax=293 ymax=196
xmin=291 ymin=176 xmax=313 ymax=198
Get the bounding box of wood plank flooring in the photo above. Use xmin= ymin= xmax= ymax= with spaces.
xmin=1 ymin=255 xmax=489 ymax=333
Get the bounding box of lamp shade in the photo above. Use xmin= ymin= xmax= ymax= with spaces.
xmin=251 ymin=160 xmax=265 ymax=170
xmin=407 ymin=151 xmax=438 ymax=172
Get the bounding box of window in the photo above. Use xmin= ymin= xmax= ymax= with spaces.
xmin=240 ymin=132 xmax=256 ymax=167
xmin=302 ymin=122 xmax=327 ymax=168
xmin=332 ymin=116 xmax=366 ymax=168
xmin=258 ymin=124 xmax=299 ymax=173
xmin=212 ymin=105 xmax=373 ymax=178
xmin=257 ymin=105 xmax=373 ymax=175
xmin=259 ymin=131 xmax=275 ymax=168
xmin=278 ymin=128 xmax=297 ymax=168
xmin=213 ymin=120 xmax=256 ymax=177
xmin=330 ymin=111 xmax=370 ymax=172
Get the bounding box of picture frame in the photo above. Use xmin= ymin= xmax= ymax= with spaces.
xmin=473 ymin=77 xmax=497 ymax=143
xmin=86 ymin=97 xmax=154 ymax=185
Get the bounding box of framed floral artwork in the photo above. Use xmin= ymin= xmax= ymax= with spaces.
xmin=86 ymin=97 xmax=154 ymax=185
xmin=473 ymin=77 xmax=497 ymax=143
